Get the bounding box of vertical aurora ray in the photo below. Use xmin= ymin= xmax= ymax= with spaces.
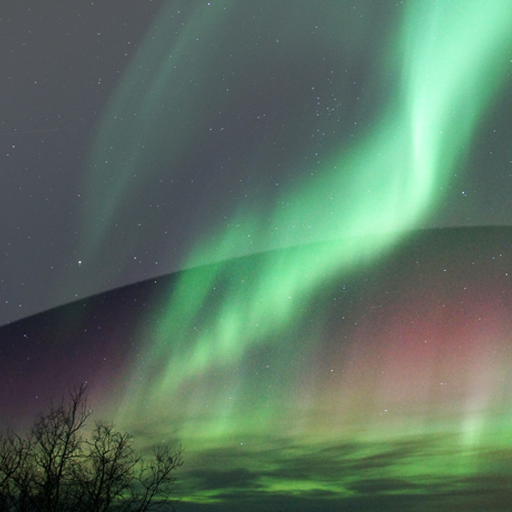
xmin=108 ymin=0 xmax=512 ymax=440
xmin=117 ymin=227 xmax=512 ymax=507
xmin=79 ymin=0 xmax=239 ymax=281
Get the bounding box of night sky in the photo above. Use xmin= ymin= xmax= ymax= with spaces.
xmin=2 ymin=1 xmax=512 ymax=511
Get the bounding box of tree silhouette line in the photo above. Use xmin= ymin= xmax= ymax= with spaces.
xmin=0 ymin=385 xmax=182 ymax=512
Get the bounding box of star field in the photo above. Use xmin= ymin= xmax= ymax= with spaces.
xmin=2 ymin=1 xmax=512 ymax=511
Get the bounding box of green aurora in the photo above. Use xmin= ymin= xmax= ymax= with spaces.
xmin=78 ymin=1 xmax=512 ymax=509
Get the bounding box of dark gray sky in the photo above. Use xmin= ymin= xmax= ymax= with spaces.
xmin=1 ymin=0 xmax=167 ymax=324
xmin=1 ymin=0 xmax=512 ymax=327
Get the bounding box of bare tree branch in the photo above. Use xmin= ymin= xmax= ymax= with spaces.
xmin=0 ymin=384 xmax=182 ymax=512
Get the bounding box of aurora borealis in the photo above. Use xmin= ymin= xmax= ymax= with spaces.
xmin=2 ymin=1 xmax=512 ymax=510
xmin=3 ymin=227 xmax=512 ymax=510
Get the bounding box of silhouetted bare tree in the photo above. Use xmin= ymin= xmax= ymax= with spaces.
xmin=0 ymin=385 xmax=182 ymax=512
xmin=31 ymin=384 xmax=90 ymax=512
xmin=130 ymin=445 xmax=182 ymax=512
xmin=0 ymin=430 xmax=34 ymax=511
xmin=75 ymin=422 xmax=137 ymax=512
